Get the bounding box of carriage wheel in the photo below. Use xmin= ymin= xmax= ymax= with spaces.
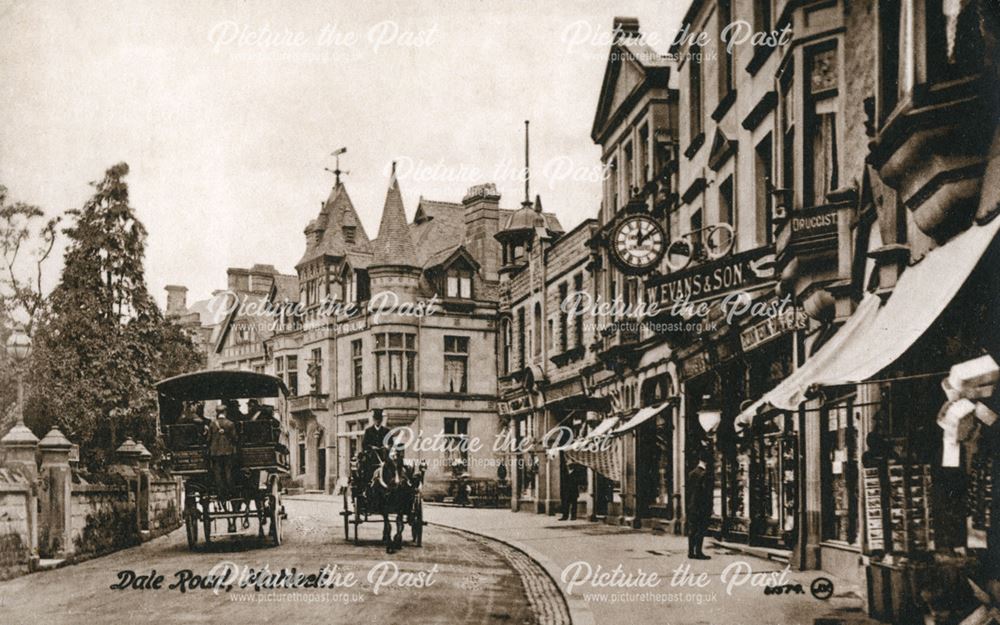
xmin=342 ymin=490 xmax=350 ymax=541
xmin=269 ymin=476 xmax=282 ymax=547
xmin=411 ymin=497 xmax=423 ymax=546
xmin=185 ymin=512 xmax=199 ymax=549
xmin=202 ymin=498 xmax=213 ymax=545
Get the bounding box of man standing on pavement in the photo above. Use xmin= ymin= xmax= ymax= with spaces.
xmin=558 ymin=462 xmax=581 ymax=520
xmin=207 ymin=403 xmax=239 ymax=503
xmin=686 ymin=452 xmax=713 ymax=560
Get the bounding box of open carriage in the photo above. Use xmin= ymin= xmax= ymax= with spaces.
xmin=157 ymin=370 xmax=290 ymax=549
xmin=339 ymin=434 xmax=426 ymax=550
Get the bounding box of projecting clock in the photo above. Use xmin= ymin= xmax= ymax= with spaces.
xmin=609 ymin=214 xmax=666 ymax=274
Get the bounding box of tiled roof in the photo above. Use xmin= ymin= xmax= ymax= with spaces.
xmin=371 ymin=175 xmax=419 ymax=268
xmin=271 ymin=274 xmax=299 ymax=302
xmin=297 ymin=182 xmax=372 ymax=267
xmin=410 ymin=199 xmax=467 ymax=266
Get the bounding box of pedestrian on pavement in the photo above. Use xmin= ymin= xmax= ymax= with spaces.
xmin=207 ymin=403 xmax=239 ymax=503
xmin=686 ymin=456 xmax=712 ymax=560
xmin=559 ymin=462 xmax=581 ymax=520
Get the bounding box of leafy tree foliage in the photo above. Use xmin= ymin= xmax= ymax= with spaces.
xmin=26 ymin=163 xmax=201 ymax=468
xmin=0 ymin=186 xmax=59 ymax=435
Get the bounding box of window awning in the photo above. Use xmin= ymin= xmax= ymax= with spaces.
xmin=546 ymin=416 xmax=620 ymax=457
xmin=612 ymin=401 xmax=673 ymax=435
xmin=737 ymin=212 xmax=1000 ymax=427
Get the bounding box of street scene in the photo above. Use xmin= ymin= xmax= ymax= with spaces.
xmin=2 ymin=1 xmax=1000 ymax=625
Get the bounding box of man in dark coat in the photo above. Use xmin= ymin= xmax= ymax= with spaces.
xmin=207 ymin=404 xmax=239 ymax=502
xmin=362 ymin=409 xmax=393 ymax=458
xmin=559 ymin=462 xmax=582 ymax=520
xmin=686 ymin=457 xmax=713 ymax=559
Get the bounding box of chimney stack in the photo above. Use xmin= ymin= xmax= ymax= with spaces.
xmin=165 ymin=285 xmax=188 ymax=317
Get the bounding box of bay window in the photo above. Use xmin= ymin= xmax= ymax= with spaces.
xmin=375 ymin=332 xmax=416 ymax=392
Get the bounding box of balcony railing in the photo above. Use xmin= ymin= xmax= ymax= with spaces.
xmin=288 ymin=393 xmax=328 ymax=414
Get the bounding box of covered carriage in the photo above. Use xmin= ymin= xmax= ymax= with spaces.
xmin=157 ymin=370 xmax=289 ymax=549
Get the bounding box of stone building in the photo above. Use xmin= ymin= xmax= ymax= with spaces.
xmin=266 ymin=173 xmax=561 ymax=496
xmin=209 ymin=264 xmax=295 ymax=372
xmin=581 ymin=17 xmax=682 ymax=527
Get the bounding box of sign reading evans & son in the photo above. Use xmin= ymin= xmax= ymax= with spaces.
xmin=647 ymin=246 xmax=776 ymax=309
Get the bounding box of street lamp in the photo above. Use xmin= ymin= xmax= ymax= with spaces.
xmin=5 ymin=325 xmax=32 ymax=426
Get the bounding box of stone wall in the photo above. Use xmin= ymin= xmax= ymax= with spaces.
xmin=69 ymin=482 xmax=131 ymax=549
xmin=0 ymin=471 xmax=32 ymax=578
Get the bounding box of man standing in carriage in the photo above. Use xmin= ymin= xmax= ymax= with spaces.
xmin=360 ymin=409 xmax=396 ymax=486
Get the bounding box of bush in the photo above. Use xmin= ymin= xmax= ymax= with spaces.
xmin=74 ymin=502 xmax=140 ymax=556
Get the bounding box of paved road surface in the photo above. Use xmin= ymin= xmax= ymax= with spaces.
xmin=0 ymin=498 xmax=566 ymax=625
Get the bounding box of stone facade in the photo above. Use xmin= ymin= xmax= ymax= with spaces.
xmin=263 ymin=176 xmax=562 ymax=497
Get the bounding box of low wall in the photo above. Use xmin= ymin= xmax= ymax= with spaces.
xmin=70 ymin=482 xmax=132 ymax=551
xmin=0 ymin=475 xmax=32 ymax=579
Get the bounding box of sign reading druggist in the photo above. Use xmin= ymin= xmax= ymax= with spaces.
xmin=647 ymin=246 xmax=776 ymax=309
xmin=790 ymin=206 xmax=838 ymax=237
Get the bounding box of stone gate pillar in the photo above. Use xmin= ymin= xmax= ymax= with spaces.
xmin=1 ymin=423 xmax=39 ymax=562
xmin=38 ymin=427 xmax=72 ymax=558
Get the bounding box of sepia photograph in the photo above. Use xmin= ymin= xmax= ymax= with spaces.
xmin=1 ymin=1 xmax=999 ymax=624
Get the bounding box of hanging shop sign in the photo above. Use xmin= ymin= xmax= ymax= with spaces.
xmin=739 ymin=306 xmax=807 ymax=352
xmin=680 ymin=349 xmax=714 ymax=381
xmin=646 ymin=246 xmax=776 ymax=310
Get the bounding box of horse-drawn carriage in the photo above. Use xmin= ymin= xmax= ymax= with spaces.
xmin=157 ymin=370 xmax=289 ymax=549
xmin=340 ymin=437 xmax=426 ymax=552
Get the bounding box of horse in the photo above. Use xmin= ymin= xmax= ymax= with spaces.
xmin=365 ymin=448 xmax=425 ymax=553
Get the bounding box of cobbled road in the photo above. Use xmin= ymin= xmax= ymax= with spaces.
xmin=0 ymin=497 xmax=568 ymax=625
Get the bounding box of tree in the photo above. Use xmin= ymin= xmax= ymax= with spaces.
xmin=0 ymin=186 xmax=59 ymax=435
xmin=26 ymin=163 xmax=201 ymax=468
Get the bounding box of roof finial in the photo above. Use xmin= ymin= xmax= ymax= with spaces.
xmin=325 ymin=147 xmax=348 ymax=185
xmin=523 ymin=120 xmax=531 ymax=208
xmin=391 ymin=160 xmax=397 ymax=177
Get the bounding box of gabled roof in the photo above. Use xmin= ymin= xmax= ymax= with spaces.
xmin=371 ymin=174 xmax=419 ymax=268
xmin=423 ymin=244 xmax=481 ymax=271
xmin=591 ymin=20 xmax=672 ymax=143
xmin=297 ymin=182 xmax=373 ymax=268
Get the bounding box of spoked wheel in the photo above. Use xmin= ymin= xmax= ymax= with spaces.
xmin=411 ymin=496 xmax=423 ymax=547
xmin=185 ymin=512 xmax=199 ymax=549
xmin=342 ymin=490 xmax=350 ymax=541
xmin=202 ymin=498 xmax=213 ymax=545
xmin=268 ymin=476 xmax=282 ymax=547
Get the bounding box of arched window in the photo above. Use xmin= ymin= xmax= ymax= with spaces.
xmin=533 ymin=302 xmax=542 ymax=357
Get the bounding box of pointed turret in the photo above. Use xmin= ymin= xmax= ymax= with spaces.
xmin=371 ymin=168 xmax=419 ymax=269
xmin=296 ymin=181 xmax=371 ymax=268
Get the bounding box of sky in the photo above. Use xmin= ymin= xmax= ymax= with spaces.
xmin=0 ymin=0 xmax=685 ymax=307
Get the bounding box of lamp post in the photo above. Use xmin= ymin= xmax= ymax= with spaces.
xmin=5 ymin=325 xmax=32 ymax=427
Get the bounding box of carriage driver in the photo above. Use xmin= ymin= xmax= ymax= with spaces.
xmin=362 ymin=408 xmax=394 ymax=461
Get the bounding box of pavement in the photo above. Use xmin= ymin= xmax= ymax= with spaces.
xmin=417 ymin=501 xmax=872 ymax=625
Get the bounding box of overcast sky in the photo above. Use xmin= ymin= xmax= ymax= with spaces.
xmin=1 ymin=0 xmax=684 ymax=306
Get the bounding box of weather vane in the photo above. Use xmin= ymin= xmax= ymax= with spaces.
xmin=324 ymin=147 xmax=348 ymax=185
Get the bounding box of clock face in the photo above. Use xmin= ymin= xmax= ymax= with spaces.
xmin=611 ymin=215 xmax=666 ymax=273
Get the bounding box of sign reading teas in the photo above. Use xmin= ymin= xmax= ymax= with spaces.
xmin=647 ymin=246 xmax=776 ymax=308
xmin=740 ymin=306 xmax=806 ymax=352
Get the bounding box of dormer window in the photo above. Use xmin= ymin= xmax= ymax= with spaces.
xmin=342 ymin=225 xmax=356 ymax=244
xmin=446 ymin=268 xmax=473 ymax=299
